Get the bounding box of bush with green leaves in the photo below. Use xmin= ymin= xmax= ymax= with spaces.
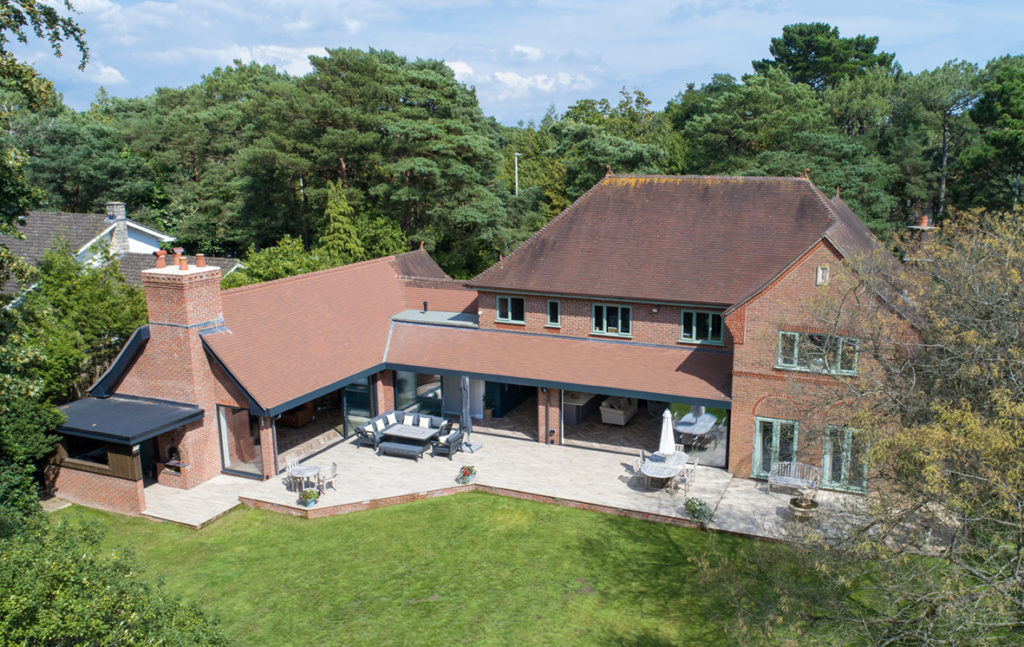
xmin=0 ymin=515 xmax=226 ymax=645
xmin=684 ymin=497 xmax=714 ymax=528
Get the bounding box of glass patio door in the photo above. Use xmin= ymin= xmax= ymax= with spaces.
xmin=752 ymin=418 xmax=798 ymax=478
xmin=822 ymin=426 xmax=868 ymax=492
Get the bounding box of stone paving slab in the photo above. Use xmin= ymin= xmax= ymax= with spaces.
xmin=138 ymin=433 xmax=862 ymax=536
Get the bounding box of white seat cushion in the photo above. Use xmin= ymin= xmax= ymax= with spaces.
xmin=374 ymin=418 xmax=386 ymax=432
xmin=418 ymin=417 xmax=431 ymax=429
xmin=386 ymin=412 xmax=398 ymax=426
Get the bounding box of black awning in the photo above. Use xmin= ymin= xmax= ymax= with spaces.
xmin=58 ymin=395 xmax=203 ymax=445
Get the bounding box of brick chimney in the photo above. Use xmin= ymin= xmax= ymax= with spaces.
xmin=904 ymin=213 xmax=938 ymax=262
xmin=106 ymin=202 xmax=129 ymax=255
xmin=117 ymin=258 xmax=223 ymax=405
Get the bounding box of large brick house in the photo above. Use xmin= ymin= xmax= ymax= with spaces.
xmin=51 ymin=174 xmax=891 ymax=515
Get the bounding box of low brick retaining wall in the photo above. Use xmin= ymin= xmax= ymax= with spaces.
xmin=240 ymin=483 xmax=702 ymax=531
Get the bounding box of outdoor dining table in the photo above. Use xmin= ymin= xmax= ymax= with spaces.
xmin=288 ymin=464 xmax=320 ymax=490
xmin=674 ymin=412 xmax=717 ymax=446
xmin=640 ymin=451 xmax=688 ymax=488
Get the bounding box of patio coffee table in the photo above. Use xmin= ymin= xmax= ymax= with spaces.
xmin=382 ymin=424 xmax=440 ymax=444
xmin=640 ymin=451 xmax=688 ymax=488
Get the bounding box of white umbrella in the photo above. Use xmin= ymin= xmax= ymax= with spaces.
xmin=658 ymin=408 xmax=675 ymax=455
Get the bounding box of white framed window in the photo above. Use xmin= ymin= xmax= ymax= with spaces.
xmin=822 ymin=426 xmax=868 ymax=492
xmin=592 ymin=304 xmax=631 ymax=337
xmin=496 ymin=295 xmax=525 ymax=324
xmin=753 ymin=417 xmax=798 ymax=479
xmin=680 ymin=310 xmax=723 ymax=345
xmin=546 ymin=300 xmax=560 ymax=327
xmin=777 ymin=331 xmax=858 ymax=375
xmin=816 ymin=264 xmax=830 ymax=286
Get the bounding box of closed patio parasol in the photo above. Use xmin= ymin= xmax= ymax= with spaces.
xmin=659 ymin=408 xmax=675 ymax=455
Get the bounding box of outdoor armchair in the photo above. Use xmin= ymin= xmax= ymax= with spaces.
xmin=431 ymin=430 xmax=464 ymax=460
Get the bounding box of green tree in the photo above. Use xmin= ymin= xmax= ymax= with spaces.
xmin=0 ymin=515 xmax=226 ymax=644
xmin=752 ymin=22 xmax=895 ymax=91
xmin=884 ymin=60 xmax=980 ymax=220
xmin=954 ymin=55 xmax=1024 ymax=210
xmin=707 ymin=210 xmax=1024 ymax=644
xmin=317 ymin=181 xmax=365 ymax=265
xmin=220 ymin=235 xmax=330 ymax=289
xmin=15 ymin=240 xmax=147 ymax=402
xmin=549 ymin=118 xmax=665 ymax=200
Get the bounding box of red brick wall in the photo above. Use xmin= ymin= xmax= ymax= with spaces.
xmin=728 ymin=242 xmax=849 ymax=477
xmin=477 ymin=291 xmax=732 ymax=349
xmin=116 ymin=264 xmax=228 ymax=490
xmin=536 ymin=387 xmax=562 ymax=443
xmin=52 ymin=467 xmax=145 ymax=515
xmin=375 ymin=371 xmax=395 ymax=413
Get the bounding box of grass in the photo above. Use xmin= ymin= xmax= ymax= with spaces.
xmin=57 ymin=493 xmax=776 ymax=646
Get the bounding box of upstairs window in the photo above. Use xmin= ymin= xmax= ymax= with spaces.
xmin=680 ymin=310 xmax=723 ymax=345
xmin=496 ymin=295 xmax=525 ymax=324
xmin=777 ymin=331 xmax=858 ymax=375
xmin=547 ymin=300 xmax=560 ymax=327
xmin=593 ymin=304 xmax=631 ymax=337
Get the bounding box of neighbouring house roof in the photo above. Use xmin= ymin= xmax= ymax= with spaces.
xmin=58 ymin=394 xmax=203 ymax=445
xmin=200 ymin=249 xmax=471 ymax=415
xmin=116 ymin=253 xmax=239 ymax=286
xmin=467 ymin=175 xmax=867 ymax=307
xmin=385 ymin=323 xmax=732 ymax=405
xmin=0 ymin=210 xmax=185 ymax=293
xmin=1 ymin=211 xmax=108 ymax=292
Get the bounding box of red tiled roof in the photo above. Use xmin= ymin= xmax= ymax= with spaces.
xmin=203 ymin=250 xmax=452 ymax=413
xmin=386 ymin=323 xmax=732 ymax=404
xmin=467 ymin=175 xmax=851 ymax=306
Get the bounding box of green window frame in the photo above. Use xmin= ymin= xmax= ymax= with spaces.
xmin=752 ymin=417 xmax=799 ymax=479
xmin=822 ymin=426 xmax=868 ymax=492
xmin=546 ymin=300 xmax=560 ymax=327
xmin=496 ymin=295 xmax=525 ymax=324
xmin=776 ymin=331 xmax=858 ymax=375
xmin=592 ymin=304 xmax=631 ymax=337
xmin=680 ymin=309 xmax=723 ymax=345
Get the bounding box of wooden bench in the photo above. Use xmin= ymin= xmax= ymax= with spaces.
xmin=768 ymin=461 xmax=820 ymax=493
xmin=376 ymin=441 xmax=427 ymax=461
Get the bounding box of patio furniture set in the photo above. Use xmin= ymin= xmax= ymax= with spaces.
xmin=283 ymin=459 xmax=338 ymax=492
xmin=633 ymin=448 xmax=699 ymax=496
xmin=356 ymin=410 xmax=464 ymax=461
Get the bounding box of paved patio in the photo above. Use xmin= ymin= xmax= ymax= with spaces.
xmin=137 ymin=430 xmax=862 ymax=539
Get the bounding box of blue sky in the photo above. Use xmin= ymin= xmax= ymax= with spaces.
xmin=12 ymin=0 xmax=1024 ymax=124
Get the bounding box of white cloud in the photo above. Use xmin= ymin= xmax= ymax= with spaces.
xmin=85 ymin=62 xmax=128 ymax=85
xmin=446 ymin=60 xmax=475 ymax=80
xmin=283 ymin=20 xmax=313 ymax=32
xmin=343 ymin=17 xmax=365 ymax=33
xmin=492 ymin=70 xmax=592 ymax=100
xmin=511 ymin=45 xmax=543 ymax=62
xmin=154 ymin=44 xmax=326 ymax=76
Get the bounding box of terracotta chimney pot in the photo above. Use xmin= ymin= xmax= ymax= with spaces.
xmin=154 ymin=249 xmax=167 ymax=269
xmin=196 ymin=253 xmax=206 ymax=268
xmin=918 ymin=214 xmax=930 ymax=228
xmin=178 ymin=257 xmax=188 ymax=271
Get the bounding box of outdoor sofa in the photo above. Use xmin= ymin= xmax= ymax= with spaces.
xmin=599 ymin=397 xmax=638 ymax=426
xmin=356 ymin=410 xmax=454 ymax=461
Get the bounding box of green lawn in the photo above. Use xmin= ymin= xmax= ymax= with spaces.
xmin=57 ymin=493 xmax=774 ymax=646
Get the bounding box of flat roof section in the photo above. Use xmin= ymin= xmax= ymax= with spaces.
xmin=390 ymin=309 xmax=479 ymax=328
xmin=58 ymin=395 xmax=203 ymax=445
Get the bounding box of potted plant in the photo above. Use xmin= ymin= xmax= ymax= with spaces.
xmin=483 ymin=396 xmax=494 ymax=421
xmin=298 ymin=488 xmax=321 ymax=507
xmin=456 ymin=465 xmax=476 ymax=485
xmin=788 ymin=487 xmax=819 ymax=519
